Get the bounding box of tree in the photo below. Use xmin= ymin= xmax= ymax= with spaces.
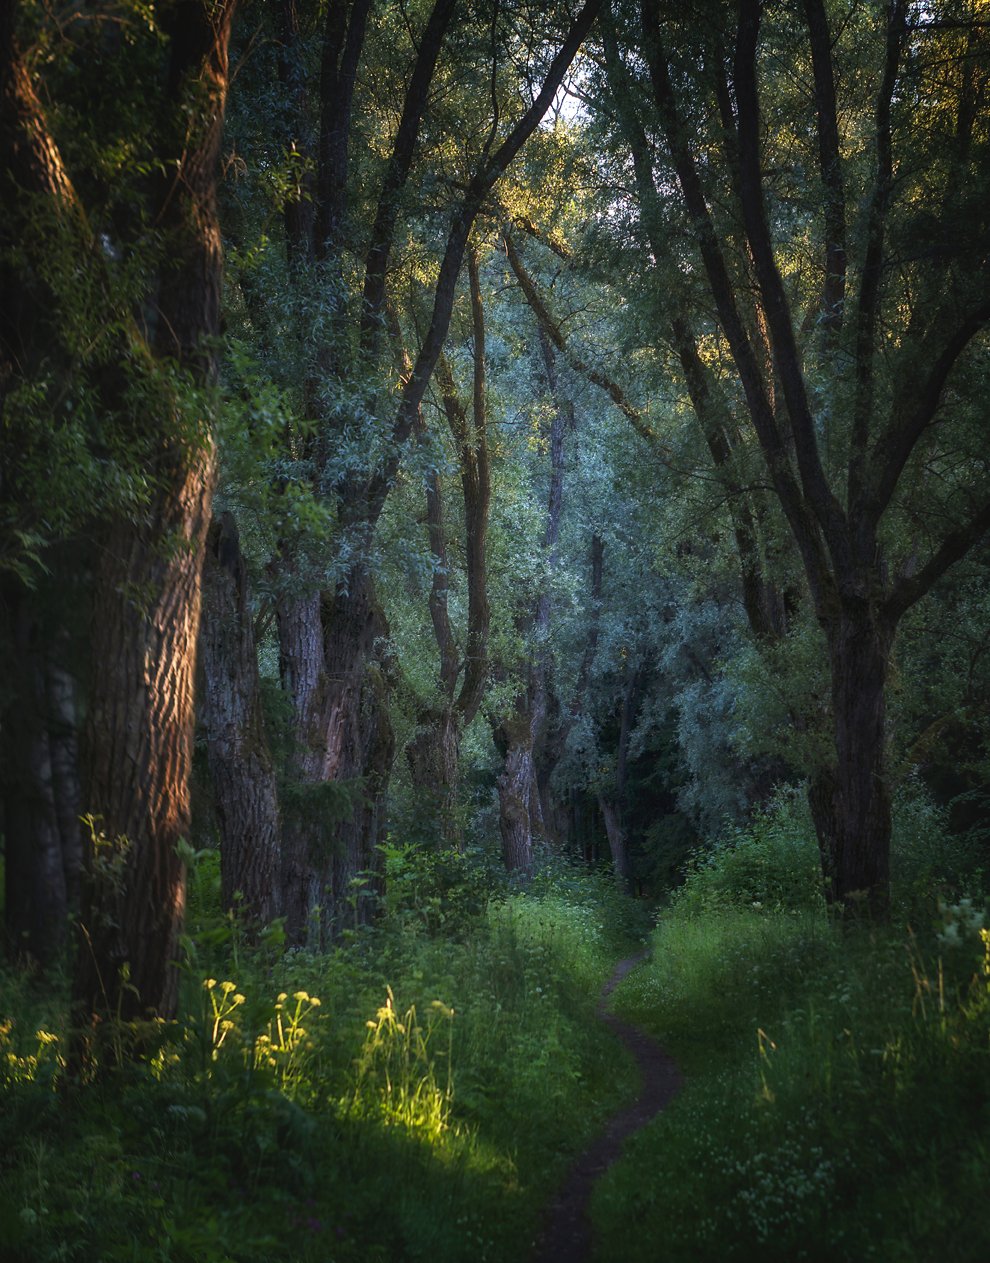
xmin=1 ymin=0 xmax=238 ymax=1021
xmin=405 ymin=244 xmax=493 ymax=846
xmin=209 ymin=0 xmax=605 ymax=938
xmin=602 ymin=0 xmax=990 ymax=913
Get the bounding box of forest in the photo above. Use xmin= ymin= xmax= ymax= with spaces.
xmin=1 ymin=0 xmax=989 ymax=1258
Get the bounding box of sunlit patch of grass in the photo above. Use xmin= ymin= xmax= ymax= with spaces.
xmin=0 ymin=854 xmax=641 ymax=1262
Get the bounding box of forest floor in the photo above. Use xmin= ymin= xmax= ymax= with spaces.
xmin=532 ymin=950 xmax=682 ymax=1263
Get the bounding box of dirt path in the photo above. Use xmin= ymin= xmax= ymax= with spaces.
xmin=531 ymin=950 xmax=683 ymax=1263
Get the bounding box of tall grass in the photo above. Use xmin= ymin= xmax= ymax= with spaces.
xmin=593 ymin=788 xmax=990 ymax=1262
xmin=0 ymin=847 xmax=640 ymax=1263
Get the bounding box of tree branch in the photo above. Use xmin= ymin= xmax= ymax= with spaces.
xmin=639 ymin=0 xmax=834 ymax=613
xmin=455 ymin=243 xmax=492 ymax=725
xmin=733 ymin=0 xmax=848 ymax=555
xmin=802 ymin=0 xmax=847 ymax=343
xmin=360 ymin=0 xmax=457 ymax=354
xmin=501 ymin=226 xmax=661 ymax=449
xmin=316 ymin=0 xmax=372 ymax=264
xmin=848 ymin=0 xmax=906 ymax=510
xmin=869 ymin=300 xmax=990 ymax=521
xmin=886 ymin=497 xmax=990 ymax=621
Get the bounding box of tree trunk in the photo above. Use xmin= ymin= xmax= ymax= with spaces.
xmin=46 ymin=644 xmax=83 ymax=914
xmin=277 ymin=586 xmax=334 ymax=944
xmin=496 ymin=715 xmax=535 ymax=873
xmin=278 ymin=568 xmax=392 ymax=943
xmin=406 ymin=707 xmax=462 ymax=844
xmin=1 ymin=588 xmax=68 ymax=964
xmin=77 ymin=456 xmax=216 ymax=1022
xmin=598 ymin=795 xmax=631 ymax=894
xmin=200 ymin=512 xmax=281 ymax=926
xmin=811 ymin=608 xmax=893 ymax=917
xmin=337 ymin=645 xmax=394 ymax=930
xmin=72 ymin=0 xmax=236 ymax=1032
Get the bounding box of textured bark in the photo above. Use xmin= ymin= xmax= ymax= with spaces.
xmin=79 ymin=460 xmax=214 ymax=1020
xmin=497 ymin=724 xmax=535 ymax=873
xmin=201 ymin=513 xmax=280 ymax=926
xmin=71 ymin=0 xmax=236 ymax=1027
xmin=278 ymin=569 xmax=392 ymax=943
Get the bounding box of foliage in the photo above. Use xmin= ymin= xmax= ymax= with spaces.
xmin=673 ymin=788 xmax=825 ymax=916
xmin=593 ymin=817 xmax=990 ymax=1262
xmin=0 ymin=855 xmax=638 ymax=1263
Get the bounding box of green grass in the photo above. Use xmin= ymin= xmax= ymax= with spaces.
xmin=592 ymin=874 xmax=990 ymax=1261
xmin=0 ymin=851 xmax=643 ymax=1263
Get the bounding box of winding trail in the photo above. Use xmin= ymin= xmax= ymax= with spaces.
xmin=531 ymin=950 xmax=683 ymax=1263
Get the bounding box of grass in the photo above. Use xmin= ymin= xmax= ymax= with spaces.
xmin=0 ymin=848 xmax=643 ymax=1263
xmin=590 ymin=793 xmax=990 ymax=1263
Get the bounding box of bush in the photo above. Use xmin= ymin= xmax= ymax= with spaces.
xmin=674 ymin=787 xmax=824 ymax=916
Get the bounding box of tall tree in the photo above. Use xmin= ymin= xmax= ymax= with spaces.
xmin=0 ymin=0 xmax=238 ymax=1024
xmin=610 ymin=0 xmax=990 ymax=914
xmin=406 ymin=244 xmax=493 ymax=845
xmin=214 ymin=0 xmax=605 ymax=937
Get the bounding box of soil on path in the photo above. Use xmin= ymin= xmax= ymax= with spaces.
xmin=531 ymin=950 xmax=683 ymax=1263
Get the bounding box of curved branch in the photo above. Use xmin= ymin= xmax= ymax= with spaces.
xmin=869 ymin=301 xmax=990 ymax=522
xmin=733 ymin=0 xmax=847 ymax=552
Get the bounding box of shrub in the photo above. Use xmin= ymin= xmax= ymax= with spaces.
xmin=674 ymin=787 xmax=824 ymax=916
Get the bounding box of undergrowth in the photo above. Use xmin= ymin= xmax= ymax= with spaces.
xmin=593 ymin=787 xmax=990 ymax=1261
xmin=0 ymin=847 xmax=642 ymax=1263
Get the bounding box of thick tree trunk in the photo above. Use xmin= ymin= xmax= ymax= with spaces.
xmin=810 ymin=609 xmax=893 ymax=917
xmin=76 ymin=457 xmax=215 ymax=1022
xmin=497 ymin=727 xmax=535 ymax=873
xmin=200 ymin=513 xmax=281 ymax=925
xmin=278 ymin=568 xmax=392 ymax=943
xmin=71 ymin=1 xmax=236 ymax=1032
